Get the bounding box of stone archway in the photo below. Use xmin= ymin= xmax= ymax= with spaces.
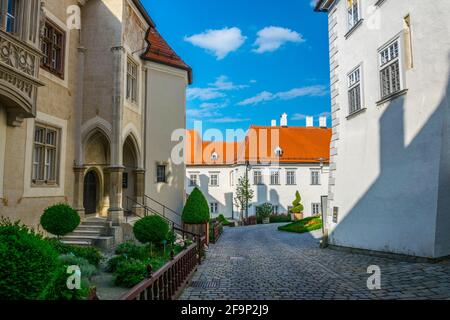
xmin=83 ymin=170 xmax=100 ymax=215
xmin=122 ymin=134 xmax=145 ymax=215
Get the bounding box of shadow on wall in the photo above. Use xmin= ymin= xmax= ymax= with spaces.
xmin=330 ymin=72 xmax=450 ymax=258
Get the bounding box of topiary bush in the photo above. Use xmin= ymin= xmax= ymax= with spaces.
xmin=290 ymin=191 xmax=304 ymax=214
xmin=133 ymin=216 xmax=169 ymax=246
xmin=0 ymin=218 xmax=60 ymax=300
xmin=40 ymin=203 xmax=80 ymax=238
xmin=182 ymin=187 xmax=210 ymax=224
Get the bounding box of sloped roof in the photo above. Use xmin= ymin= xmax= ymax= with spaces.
xmin=186 ymin=126 xmax=331 ymax=166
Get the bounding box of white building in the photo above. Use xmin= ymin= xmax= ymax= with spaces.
xmin=315 ymin=0 xmax=450 ymax=258
xmin=186 ymin=115 xmax=331 ymax=220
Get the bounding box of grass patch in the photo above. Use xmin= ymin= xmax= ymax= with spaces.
xmin=278 ymin=216 xmax=323 ymax=234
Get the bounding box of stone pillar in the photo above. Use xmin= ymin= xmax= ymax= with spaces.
xmin=107 ymin=166 xmax=125 ymax=226
xmin=73 ymin=166 xmax=86 ymax=219
xmin=74 ymin=47 xmax=87 ymax=166
xmin=134 ymin=168 xmax=146 ymax=216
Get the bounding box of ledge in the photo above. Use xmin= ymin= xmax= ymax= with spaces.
xmin=346 ymin=107 xmax=367 ymax=120
xmin=376 ymin=89 xmax=408 ymax=106
xmin=345 ymin=19 xmax=364 ymax=39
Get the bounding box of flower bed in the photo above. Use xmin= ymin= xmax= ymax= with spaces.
xmin=278 ymin=216 xmax=323 ymax=234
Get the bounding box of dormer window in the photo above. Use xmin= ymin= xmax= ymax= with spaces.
xmin=274 ymin=147 xmax=283 ymax=157
xmin=211 ymin=152 xmax=219 ymax=161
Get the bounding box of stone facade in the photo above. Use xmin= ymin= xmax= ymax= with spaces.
xmin=0 ymin=0 xmax=190 ymax=238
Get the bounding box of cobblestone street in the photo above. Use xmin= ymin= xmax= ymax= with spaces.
xmin=181 ymin=224 xmax=450 ymax=300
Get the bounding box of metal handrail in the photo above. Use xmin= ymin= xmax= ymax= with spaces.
xmin=144 ymin=194 xmax=182 ymax=219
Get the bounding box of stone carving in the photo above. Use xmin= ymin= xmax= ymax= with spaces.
xmin=0 ymin=33 xmax=37 ymax=77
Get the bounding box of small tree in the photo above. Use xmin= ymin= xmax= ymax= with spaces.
xmin=182 ymin=187 xmax=210 ymax=224
xmin=290 ymin=191 xmax=304 ymax=214
xmin=40 ymin=204 xmax=80 ymax=239
xmin=256 ymin=203 xmax=273 ymax=223
xmin=133 ymin=216 xmax=170 ymax=247
xmin=233 ymin=176 xmax=254 ymax=222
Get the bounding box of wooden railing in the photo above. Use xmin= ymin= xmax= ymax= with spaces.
xmin=120 ymin=237 xmax=206 ymax=300
xmin=210 ymin=221 xmax=223 ymax=244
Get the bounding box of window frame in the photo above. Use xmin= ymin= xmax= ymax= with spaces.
xmin=347 ymin=65 xmax=363 ymax=115
xmin=210 ymin=202 xmax=219 ymax=215
xmin=209 ymin=172 xmax=219 ymax=187
xmin=126 ymin=58 xmax=139 ymax=104
xmin=189 ymin=173 xmax=198 ymax=187
xmin=312 ymin=203 xmax=321 ymax=216
xmin=156 ymin=164 xmax=167 ymax=183
xmin=286 ymin=170 xmax=296 ymax=186
xmin=378 ymin=37 xmax=404 ymax=100
xmin=270 ymin=170 xmax=280 ymax=186
xmin=253 ymin=170 xmax=263 ymax=185
xmin=0 ymin=0 xmax=19 ymax=33
xmin=311 ymin=170 xmax=321 ymax=186
xmin=32 ymin=123 xmax=60 ymax=186
xmin=347 ymin=0 xmax=361 ymax=30
xmin=40 ymin=19 xmax=66 ymax=79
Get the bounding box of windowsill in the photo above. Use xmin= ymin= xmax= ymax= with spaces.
xmin=345 ymin=19 xmax=364 ymax=39
xmin=376 ymin=89 xmax=408 ymax=106
xmin=346 ymin=107 xmax=367 ymax=120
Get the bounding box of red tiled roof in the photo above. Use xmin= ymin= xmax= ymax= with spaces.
xmin=141 ymin=27 xmax=193 ymax=84
xmin=186 ymin=126 xmax=331 ymax=166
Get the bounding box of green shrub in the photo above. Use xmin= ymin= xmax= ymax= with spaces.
xmin=217 ymin=214 xmax=231 ymax=226
xmin=39 ymin=264 xmax=90 ymax=300
xmin=270 ymin=214 xmax=292 ymax=223
xmin=278 ymin=217 xmax=323 ymax=234
xmin=114 ymin=259 xmax=148 ymax=288
xmin=290 ymin=191 xmax=304 ymax=214
xmin=58 ymin=254 xmax=97 ymax=279
xmin=46 ymin=239 xmax=102 ymax=266
xmin=182 ymin=187 xmax=210 ymax=224
xmin=40 ymin=203 xmax=80 ymax=237
xmin=133 ymin=216 xmax=169 ymax=246
xmin=256 ymin=203 xmax=273 ymax=220
xmin=106 ymin=255 xmax=129 ymax=273
xmin=0 ymin=219 xmax=60 ymax=300
xmin=115 ymin=241 xmax=148 ymax=260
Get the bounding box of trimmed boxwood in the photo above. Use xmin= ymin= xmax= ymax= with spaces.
xmin=114 ymin=259 xmax=148 ymax=288
xmin=290 ymin=191 xmax=304 ymax=214
xmin=40 ymin=203 xmax=80 ymax=238
xmin=0 ymin=219 xmax=60 ymax=300
xmin=133 ymin=216 xmax=169 ymax=246
xmin=182 ymin=187 xmax=210 ymax=224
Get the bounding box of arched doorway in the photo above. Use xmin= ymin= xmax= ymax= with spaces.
xmin=84 ymin=170 xmax=99 ymax=215
xmin=122 ymin=135 xmax=139 ymax=212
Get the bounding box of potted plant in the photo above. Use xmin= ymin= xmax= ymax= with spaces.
xmin=290 ymin=191 xmax=304 ymax=221
xmin=256 ymin=203 xmax=273 ymax=224
xmin=182 ymin=188 xmax=211 ymax=244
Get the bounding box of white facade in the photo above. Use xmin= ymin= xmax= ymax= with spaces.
xmin=317 ymin=0 xmax=450 ymax=258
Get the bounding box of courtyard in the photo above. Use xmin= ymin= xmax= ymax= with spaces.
xmin=181 ymin=224 xmax=450 ymax=300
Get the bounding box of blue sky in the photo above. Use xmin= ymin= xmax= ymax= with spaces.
xmin=141 ymin=0 xmax=330 ymax=137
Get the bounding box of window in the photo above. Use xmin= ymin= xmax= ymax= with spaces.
xmin=347 ymin=0 xmax=360 ymax=29
xmin=254 ymin=171 xmax=263 ymax=185
xmin=0 ymin=0 xmax=19 ymax=33
xmin=270 ymin=171 xmax=280 ymax=185
xmin=189 ymin=174 xmax=198 ymax=187
xmin=32 ymin=124 xmax=59 ymax=185
xmin=274 ymin=147 xmax=283 ymax=157
xmin=210 ymin=202 xmax=218 ymax=215
xmin=211 ymin=152 xmax=219 ymax=161
xmin=312 ymin=203 xmax=321 ymax=216
xmin=311 ymin=171 xmax=320 ymax=185
xmin=41 ymin=20 xmax=65 ymax=78
xmin=379 ymin=39 xmax=402 ymax=99
xmin=156 ymin=165 xmax=166 ymax=183
xmin=286 ymin=171 xmax=296 ymax=185
xmin=230 ymin=171 xmax=234 ymax=186
xmin=122 ymin=172 xmax=128 ymax=189
xmin=210 ymin=173 xmax=219 ymax=187
xmin=348 ymin=66 xmax=362 ymax=114
xmin=126 ymin=59 xmax=138 ymax=103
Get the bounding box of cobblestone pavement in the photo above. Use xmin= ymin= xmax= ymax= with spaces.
xmin=180 ymin=223 xmax=450 ymax=300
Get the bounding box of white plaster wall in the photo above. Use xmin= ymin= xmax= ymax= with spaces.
xmin=186 ymin=164 xmax=329 ymax=219
xmin=145 ymin=62 xmax=188 ymax=223
xmin=326 ymin=0 xmax=450 ymax=258
xmin=0 ymin=107 xmax=6 ymax=199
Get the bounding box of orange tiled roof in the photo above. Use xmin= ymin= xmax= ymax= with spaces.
xmin=186 ymin=126 xmax=331 ymax=166
xmin=141 ymin=27 xmax=193 ymax=84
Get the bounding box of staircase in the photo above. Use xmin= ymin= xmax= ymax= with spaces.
xmin=61 ymin=217 xmax=115 ymax=249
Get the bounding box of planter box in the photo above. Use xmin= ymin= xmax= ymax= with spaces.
xmin=291 ymin=213 xmax=304 ymax=221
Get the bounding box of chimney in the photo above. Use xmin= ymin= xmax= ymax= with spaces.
xmin=271 ymin=119 xmax=277 ymax=127
xmin=319 ymin=116 xmax=327 ymax=128
xmin=306 ymin=116 xmax=314 ymax=127
xmin=280 ymin=113 xmax=288 ymax=127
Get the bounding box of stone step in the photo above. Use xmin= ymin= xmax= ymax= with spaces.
xmin=77 ymin=225 xmax=106 ymax=232
xmin=81 ymin=221 xmax=110 ymax=227
xmin=61 ymin=240 xmax=92 ymax=247
xmin=70 ymin=230 xmax=102 ymax=237
xmin=62 ymin=235 xmax=113 ymax=241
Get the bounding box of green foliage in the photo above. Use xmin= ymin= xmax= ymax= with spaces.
xmin=39 ymin=264 xmax=90 ymax=300
xmin=233 ymin=176 xmax=254 ymax=220
xmin=256 ymin=203 xmax=273 ymax=220
xmin=47 ymin=239 xmax=102 ymax=266
xmin=133 ymin=216 xmax=170 ymax=246
xmin=290 ymin=191 xmax=304 ymax=214
xmin=40 ymin=203 xmax=80 ymax=237
xmin=269 ymin=214 xmax=292 ymax=223
xmin=182 ymin=187 xmax=210 ymax=224
xmin=0 ymin=218 xmax=60 ymax=300
xmin=115 ymin=241 xmax=149 ymax=260
xmin=58 ymin=254 xmax=97 ymax=279
xmin=114 ymin=259 xmax=148 ymax=288
xmin=217 ymin=214 xmax=231 ymax=226
xmin=278 ymin=217 xmax=323 ymax=234
xmin=106 ymin=255 xmax=129 ymax=273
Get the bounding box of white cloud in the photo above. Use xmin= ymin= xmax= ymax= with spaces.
xmin=209 ymin=75 xmax=248 ymax=91
xmin=253 ymin=26 xmax=304 ymax=54
xmin=184 ymin=27 xmax=247 ymax=60
xmin=249 ymin=79 xmax=257 ymax=84
xmin=188 ymin=75 xmax=248 ymax=101
xmin=292 ymin=113 xmax=308 ymax=121
xmin=237 ymin=85 xmax=327 ymax=106
xmin=199 ymin=101 xmax=228 ymax=110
